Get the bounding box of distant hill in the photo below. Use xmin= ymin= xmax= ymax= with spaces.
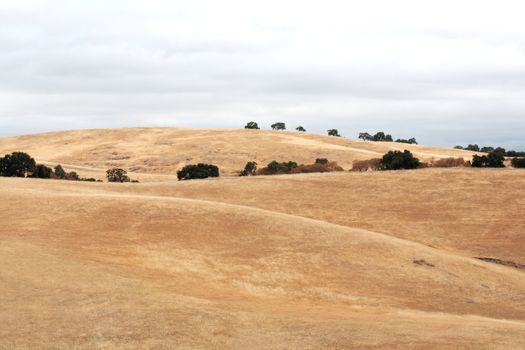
xmin=0 ymin=127 xmax=477 ymax=177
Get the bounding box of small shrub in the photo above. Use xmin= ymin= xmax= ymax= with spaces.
xmin=296 ymin=126 xmax=306 ymax=132
xmin=431 ymin=157 xmax=468 ymax=168
xmin=239 ymin=161 xmax=257 ymax=176
xmin=351 ymin=158 xmax=381 ymax=172
xmin=380 ymin=150 xmax=420 ymax=170
xmin=395 ymin=137 xmax=418 ymax=144
xmin=258 ymin=160 xmax=343 ymax=175
xmin=244 ymin=121 xmax=260 ymax=129
xmin=54 ymin=164 xmax=66 ymax=179
xmin=177 ymin=163 xmax=219 ymax=180
xmin=327 ymin=129 xmax=341 ymax=137
xmin=67 ymin=171 xmax=80 ymax=181
xmin=266 ymin=160 xmax=297 ymax=174
xmin=315 ymin=158 xmax=328 ymax=165
xmin=290 ymin=161 xmax=343 ymax=174
xmin=106 ymin=168 xmax=131 ymax=182
xmin=271 ymin=122 xmax=286 ymax=130
xmin=511 ymin=158 xmax=525 ymax=168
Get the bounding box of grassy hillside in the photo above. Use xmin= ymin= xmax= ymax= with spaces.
xmin=0 ymin=128 xmax=523 ymax=349
xmin=0 ymin=127 xmax=477 ymax=177
xmin=1 ymin=177 xmax=525 ymax=349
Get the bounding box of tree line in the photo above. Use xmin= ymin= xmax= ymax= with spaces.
xmin=454 ymin=144 xmax=525 ymax=157
xmin=0 ymin=151 xmax=140 ymax=182
xmin=246 ymin=122 xmax=419 ymax=144
xmin=245 ymin=121 xmax=342 ymax=137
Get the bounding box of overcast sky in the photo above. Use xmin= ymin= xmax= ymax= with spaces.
xmin=1 ymin=0 xmax=524 ymax=148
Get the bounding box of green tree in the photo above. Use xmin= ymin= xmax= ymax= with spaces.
xmin=471 ymin=150 xmax=505 ymax=168
xmin=466 ymin=144 xmax=480 ymax=152
xmin=296 ymin=126 xmax=306 ymax=132
xmin=327 ymin=129 xmax=341 ymax=137
xmin=54 ymin=164 xmax=66 ymax=179
xmin=240 ymin=161 xmax=257 ymax=176
xmin=395 ymin=137 xmax=418 ymax=144
xmin=177 ymin=163 xmax=220 ymax=180
xmin=106 ymin=168 xmax=131 ymax=182
xmin=358 ymin=132 xmax=373 ymax=141
xmin=271 ymin=122 xmax=286 ymax=130
xmin=0 ymin=152 xmax=36 ymax=177
xmin=511 ymin=158 xmax=525 ymax=168
xmin=266 ymin=160 xmax=297 ymax=173
xmin=32 ymin=164 xmax=52 ymax=178
xmin=372 ymin=132 xmax=393 ymax=142
xmin=244 ymin=121 xmax=260 ymax=129
xmin=380 ymin=150 xmax=421 ymax=170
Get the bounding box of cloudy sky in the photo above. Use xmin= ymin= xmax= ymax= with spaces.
xmin=1 ymin=0 xmax=524 ymax=148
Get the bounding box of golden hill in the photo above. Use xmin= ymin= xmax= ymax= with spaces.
xmin=0 ymin=127 xmax=477 ymax=178
xmin=0 ymin=128 xmax=523 ymax=349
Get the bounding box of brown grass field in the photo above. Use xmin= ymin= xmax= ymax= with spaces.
xmin=1 ymin=128 xmax=524 ymax=349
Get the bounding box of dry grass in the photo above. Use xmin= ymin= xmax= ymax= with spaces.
xmin=0 ymin=128 xmax=524 ymax=349
xmin=0 ymin=127 xmax=478 ymax=178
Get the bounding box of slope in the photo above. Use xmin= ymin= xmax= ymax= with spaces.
xmin=0 ymin=127 xmax=477 ymax=177
xmin=1 ymin=177 xmax=525 ymax=349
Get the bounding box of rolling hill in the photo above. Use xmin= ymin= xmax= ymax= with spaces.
xmin=0 ymin=128 xmax=523 ymax=349
xmin=0 ymin=127 xmax=477 ymax=178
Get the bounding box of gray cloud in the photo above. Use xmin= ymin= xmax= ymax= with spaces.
xmin=1 ymin=0 xmax=525 ymax=149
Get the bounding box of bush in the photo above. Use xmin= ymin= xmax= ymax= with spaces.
xmin=396 ymin=137 xmax=418 ymax=144
xmin=471 ymin=150 xmax=505 ymax=168
xmin=290 ymin=161 xmax=343 ymax=174
xmin=0 ymin=152 xmax=36 ymax=177
xmin=258 ymin=160 xmax=343 ymax=175
xmin=244 ymin=121 xmax=260 ymax=129
xmin=106 ymin=168 xmax=131 ymax=182
xmin=372 ymin=132 xmax=393 ymax=142
xmin=31 ymin=164 xmax=53 ymax=178
xmin=67 ymin=171 xmax=80 ymax=181
xmin=315 ymin=158 xmax=328 ymax=165
xmin=380 ymin=150 xmax=421 ymax=170
xmin=266 ymin=160 xmax=297 ymax=174
xmin=506 ymin=150 xmax=525 ymax=157
xmin=327 ymin=129 xmax=341 ymax=137
xmin=296 ymin=126 xmax=306 ymax=132
xmin=351 ymin=158 xmax=382 ymax=172
xmin=511 ymin=158 xmax=525 ymax=168
xmin=54 ymin=164 xmax=67 ymax=179
xmin=239 ymin=161 xmax=257 ymax=176
xmin=431 ymin=157 xmax=468 ymax=168
xmin=271 ymin=122 xmax=286 ymax=130
xmin=466 ymin=144 xmax=480 ymax=152
xmin=177 ymin=163 xmax=219 ymax=180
